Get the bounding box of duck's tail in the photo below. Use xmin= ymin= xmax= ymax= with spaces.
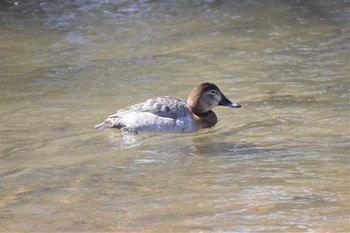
xmin=94 ymin=121 xmax=112 ymax=130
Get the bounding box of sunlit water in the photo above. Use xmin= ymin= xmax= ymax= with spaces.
xmin=0 ymin=0 xmax=349 ymax=232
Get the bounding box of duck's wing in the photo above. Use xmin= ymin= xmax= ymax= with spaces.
xmin=127 ymin=97 xmax=189 ymax=118
xmin=95 ymin=97 xmax=191 ymax=130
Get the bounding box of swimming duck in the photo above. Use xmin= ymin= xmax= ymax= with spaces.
xmin=95 ymin=82 xmax=241 ymax=132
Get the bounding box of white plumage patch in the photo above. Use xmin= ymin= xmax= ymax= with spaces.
xmin=118 ymin=111 xmax=194 ymax=132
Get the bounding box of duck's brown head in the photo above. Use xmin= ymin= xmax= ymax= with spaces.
xmin=187 ymin=82 xmax=241 ymax=115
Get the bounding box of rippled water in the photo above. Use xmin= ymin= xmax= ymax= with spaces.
xmin=1 ymin=0 xmax=349 ymax=232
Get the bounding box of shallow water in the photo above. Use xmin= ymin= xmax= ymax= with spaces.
xmin=0 ymin=0 xmax=349 ymax=232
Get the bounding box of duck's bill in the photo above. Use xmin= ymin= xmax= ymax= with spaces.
xmin=219 ymin=96 xmax=241 ymax=108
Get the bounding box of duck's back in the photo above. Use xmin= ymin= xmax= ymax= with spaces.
xmin=96 ymin=96 xmax=194 ymax=132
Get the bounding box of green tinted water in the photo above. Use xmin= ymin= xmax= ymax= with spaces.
xmin=0 ymin=0 xmax=349 ymax=232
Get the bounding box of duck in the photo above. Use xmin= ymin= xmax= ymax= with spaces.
xmin=95 ymin=82 xmax=241 ymax=132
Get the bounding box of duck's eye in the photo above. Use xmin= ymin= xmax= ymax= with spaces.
xmin=210 ymin=90 xmax=217 ymax=95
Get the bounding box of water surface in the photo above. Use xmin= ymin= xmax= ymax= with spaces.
xmin=0 ymin=0 xmax=349 ymax=232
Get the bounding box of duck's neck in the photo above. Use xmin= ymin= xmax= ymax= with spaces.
xmin=192 ymin=110 xmax=218 ymax=129
xmin=187 ymin=90 xmax=218 ymax=128
xmin=187 ymin=88 xmax=211 ymax=116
